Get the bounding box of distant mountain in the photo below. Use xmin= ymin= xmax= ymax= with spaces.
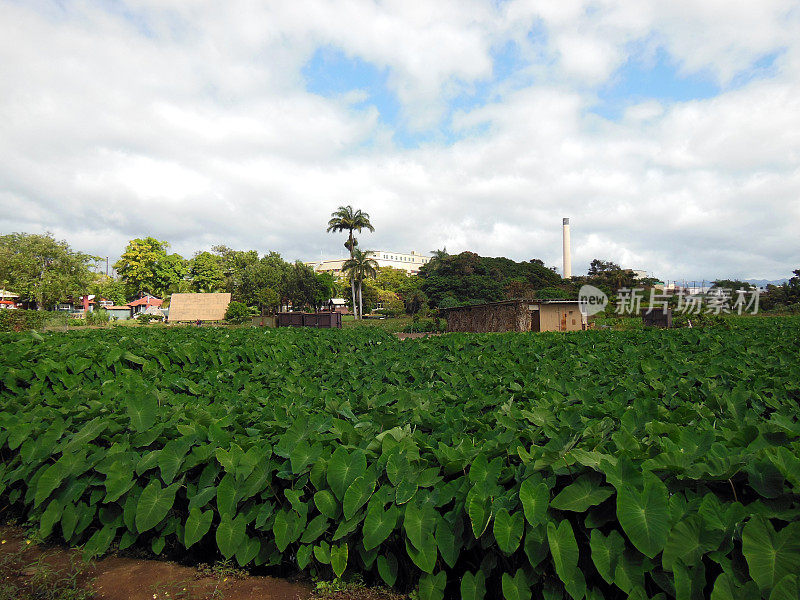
xmin=744 ymin=278 xmax=789 ymax=288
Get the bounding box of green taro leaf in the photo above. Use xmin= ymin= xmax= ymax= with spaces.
xmin=377 ymin=552 xmax=398 ymax=586
xmin=395 ymin=478 xmax=418 ymax=505
xmin=769 ymin=575 xmax=798 ymax=600
xmin=184 ymin=507 xmax=213 ymax=549
xmin=662 ymin=514 xmax=723 ymax=571
xmin=493 ymin=509 xmax=524 ymax=554
xmin=548 ymin=519 xmax=586 ymax=600
xmin=343 ymin=474 xmax=375 ymax=520
xmin=435 ymin=515 xmax=460 ymax=568
xmin=590 ymin=528 xmax=625 ymax=585
xmin=363 ymin=503 xmax=399 ymax=551
xmin=406 ymin=534 xmax=437 ymax=573
xmin=327 ymin=448 xmax=366 ymax=501
xmin=468 ymin=494 xmax=491 ymax=538
xmin=61 ymin=502 xmax=79 ymax=540
xmin=419 ymin=571 xmax=446 ymax=600
xmin=296 ymin=544 xmax=313 ymax=569
xmin=616 ymin=475 xmax=669 ymax=559
xmin=330 ymin=542 xmax=348 ymax=578
xmin=104 ymin=467 xmax=135 ymax=503
xmin=235 ymin=536 xmax=260 ymax=567
xmin=158 ymin=438 xmax=190 ymax=484
xmin=216 ymin=513 xmax=247 ymax=560
xmin=742 ymin=516 xmax=800 ymax=592
xmin=290 ymin=440 xmax=321 ymax=475
xmin=35 ymin=462 xmax=66 ymax=507
xmin=135 ymin=480 xmax=179 ymax=533
xmin=502 ymin=569 xmax=531 ymax=600
xmin=127 ymin=395 xmax=157 ymax=432
xmin=300 ymin=514 xmax=329 ymax=544
xmin=519 ymin=478 xmax=549 ymax=526
xmin=82 ymin=524 xmax=117 ymax=559
xmin=314 ymin=541 xmax=331 ymax=564
xmin=216 ymin=473 xmax=237 ymax=517
xmin=404 ymin=502 xmax=436 ymax=550
xmin=710 ymin=572 xmax=761 ymax=600
xmin=314 ymin=490 xmax=339 ymax=519
xmin=461 ymin=570 xmax=486 ymax=600
xmin=40 ymin=499 xmax=63 ymax=538
xmin=550 ymin=474 xmax=614 ymax=512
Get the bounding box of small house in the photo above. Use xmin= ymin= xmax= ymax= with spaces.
xmin=441 ymin=299 xmax=587 ymax=333
xmin=127 ymin=294 xmax=163 ymax=315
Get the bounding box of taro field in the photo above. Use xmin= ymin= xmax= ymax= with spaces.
xmin=1 ymin=317 xmax=799 ymax=600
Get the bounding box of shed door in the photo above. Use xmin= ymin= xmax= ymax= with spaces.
xmin=531 ymin=310 xmax=540 ymax=332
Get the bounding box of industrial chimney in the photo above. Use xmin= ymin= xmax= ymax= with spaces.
xmin=562 ymin=217 xmax=572 ymax=279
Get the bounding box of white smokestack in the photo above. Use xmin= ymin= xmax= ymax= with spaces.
xmin=562 ymin=217 xmax=572 ymax=279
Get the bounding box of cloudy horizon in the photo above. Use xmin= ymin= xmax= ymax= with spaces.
xmin=1 ymin=1 xmax=798 ymax=282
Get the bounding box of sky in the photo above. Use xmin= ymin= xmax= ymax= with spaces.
xmin=1 ymin=0 xmax=799 ymax=282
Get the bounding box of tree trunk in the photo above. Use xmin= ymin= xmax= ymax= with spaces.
xmin=358 ymin=281 xmax=363 ymax=319
xmin=351 ymin=277 xmax=357 ymax=319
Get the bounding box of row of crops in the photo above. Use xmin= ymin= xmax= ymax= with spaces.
xmin=1 ymin=319 xmax=799 ymax=599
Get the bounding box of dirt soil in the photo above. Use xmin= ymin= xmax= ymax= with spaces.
xmin=0 ymin=526 xmax=314 ymax=600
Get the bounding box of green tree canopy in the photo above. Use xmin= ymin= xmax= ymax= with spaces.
xmin=190 ymin=252 xmax=224 ymax=293
xmin=374 ymin=267 xmax=421 ymax=297
xmin=90 ymin=275 xmax=128 ymax=305
xmin=0 ymin=232 xmax=98 ymax=309
xmin=114 ymin=237 xmax=187 ymax=298
xmin=418 ymin=251 xmax=562 ymax=308
xmin=239 ymin=251 xmax=289 ymax=312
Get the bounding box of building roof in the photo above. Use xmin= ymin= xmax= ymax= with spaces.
xmin=168 ymin=293 xmax=231 ymax=321
xmin=127 ymin=295 xmax=163 ymax=307
xmin=104 ymin=305 xmax=130 ymax=311
xmin=0 ymin=289 xmax=19 ymax=298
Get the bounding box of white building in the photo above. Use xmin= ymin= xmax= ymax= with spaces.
xmin=307 ymin=250 xmax=431 ymax=276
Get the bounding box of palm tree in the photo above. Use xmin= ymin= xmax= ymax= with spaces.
xmin=327 ymin=206 xmax=375 ymax=259
xmin=327 ymin=206 xmax=375 ymax=316
xmin=430 ymin=247 xmax=448 ymax=261
xmin=342 ymin=249 xmax=379 ymax=319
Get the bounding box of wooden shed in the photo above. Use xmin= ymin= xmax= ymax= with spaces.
xmin=441 ymin=300 xmax=586 ymax=333
xmin=276 ymin=311 xmax=342 ymax=328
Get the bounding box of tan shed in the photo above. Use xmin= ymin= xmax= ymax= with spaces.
xmin=168 ymin=293 xmax=231 ymax=322
xmin=442 ymin=299 xmax=586 ymax=333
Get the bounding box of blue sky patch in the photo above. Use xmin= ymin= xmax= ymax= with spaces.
xmin=592 ymin=47 xmax=720 ymax=120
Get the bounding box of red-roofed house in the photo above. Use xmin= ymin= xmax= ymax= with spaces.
xmin=127 ymin=294 xmax=163 ymax=315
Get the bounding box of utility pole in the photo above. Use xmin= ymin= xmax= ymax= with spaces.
xmin=106 ymin=257 xmax=109 ymax=277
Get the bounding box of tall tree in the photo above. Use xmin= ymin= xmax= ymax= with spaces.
xmin=190 ymin=251 xmax=224 ymax=292
xmin=239 ymin=253 xmax=287 ymax=313
xmin=0 ymin=232 xmax=98 ymax=309
xmin=327 ymin=206 xmax=374 ymax=314
xmin=114 ymin=237 xmax=187 ymax=297
xmin=342 ymin=249 xmax=378 ymax=319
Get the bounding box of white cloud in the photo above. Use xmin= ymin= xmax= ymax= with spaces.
xmin=0 ymin=0 xmax=798 ymax=281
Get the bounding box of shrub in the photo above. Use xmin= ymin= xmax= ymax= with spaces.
xmin=0 ymin=309 xmax=51 ymax=332
xmin=401 ymin=318 xmax=446 ymax=333
xmin=437 ymin=296 xmax=459 ymax=310
xmin=225 ymin=301 xmax=253 ymax=324
xmin=672 ymin=312 xmax=731 ymax=329
xmin=536 ymin=287 xmax=572 ymax=299
xmin=135 ymin=313 xmax=164 ymax=324
xmin=86 ymin=308 xmax=110 ymax=326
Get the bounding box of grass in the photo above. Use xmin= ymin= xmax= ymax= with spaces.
xmin=341 ymin=315 xmax=412 ymax=333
